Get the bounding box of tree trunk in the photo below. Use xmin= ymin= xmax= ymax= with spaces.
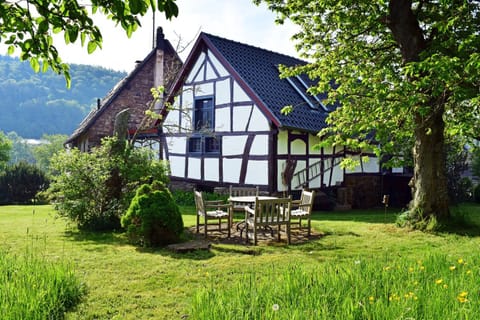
xmin=410 ymin=107 xmax=450 ymax=224
xmin=387 ymin=0 xmax=450 ymax=227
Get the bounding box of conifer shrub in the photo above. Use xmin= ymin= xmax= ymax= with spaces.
xmin=0 ymin=161 xmax=49 ymax=204
xmin=122 ymin=181 xmax=183 ymax=247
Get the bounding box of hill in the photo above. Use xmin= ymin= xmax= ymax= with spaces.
xmin=0 ymin=55 xmax=126 ymax=139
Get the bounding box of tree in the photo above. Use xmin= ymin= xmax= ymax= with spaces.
xmin=6 ymin=131 xmax=35 ymax=164
xmin=0 ymin=161 xmax=49 ymax=204
xmin=256 ymin=0 xmax=480 ymax=229
xmin=0 ymin=131 xmax=12 ymax=170
xmin=0 ymin=0 xmax=178 ymax=86
xmin=32 ymin=134 xmax=69 ymax=173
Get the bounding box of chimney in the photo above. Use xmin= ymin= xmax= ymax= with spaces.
xmin=156 ymin=26 xmax=165 ymax=50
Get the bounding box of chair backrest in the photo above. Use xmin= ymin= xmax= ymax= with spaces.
xmin=193 ymin=190 xmax=205 ymax=215
xmin=252 ymin=196 xmax=292 ymax=224
xmin=229 ymin=185 xmax=259 ymax=197
xmin=299 ymin=190 xmax=315 ymax=213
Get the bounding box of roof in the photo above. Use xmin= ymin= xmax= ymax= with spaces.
xmin=65 ymin=28 xmax=181 ymax=145
xmin=170 ymin=32 xmax=334 ymax=133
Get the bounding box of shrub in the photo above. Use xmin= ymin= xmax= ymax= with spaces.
xmin=0 ymin=161 xmax=49 ymax=204
xmin=122 ymin=181 xmax=183 ymax=247
xmin=48 ymin=137 xmax=169 ymax=231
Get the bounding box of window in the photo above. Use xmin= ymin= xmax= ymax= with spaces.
xmin=194 ymin=97 xmax=214 ymax=131
xmin=188 ymin=136 xmax=221 ymax=154
xmin=188 ymin=137 xmax=202 ymax=153
xmin=205 ymin=137 xmax=220 ymax=153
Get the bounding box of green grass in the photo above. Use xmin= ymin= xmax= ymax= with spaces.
xmin=0 ymin=204 xmax=480 ymax=319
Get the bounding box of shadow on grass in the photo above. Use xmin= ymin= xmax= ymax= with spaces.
xmin=311 ymin=207 xmax=402 ymax=224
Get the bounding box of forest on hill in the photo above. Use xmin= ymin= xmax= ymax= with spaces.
xmin=0 ymin=55 xmax=126 ymax=139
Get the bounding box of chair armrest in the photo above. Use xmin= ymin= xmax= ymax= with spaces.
xmin=205 ymin=200 xmax=224 ymax=205
xmin=244 ymin=206 xmax=255 ymax=215
xmin=205 ymin=202 xmax=230 ymax=210
xmin=291 ymin=200 xmax=302 ymax=205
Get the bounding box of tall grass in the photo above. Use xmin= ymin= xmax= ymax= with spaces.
xmin=0 ymin=250 xmax=85 ymax=319
xmin=190 ymin=254 xmax=479 ymax=319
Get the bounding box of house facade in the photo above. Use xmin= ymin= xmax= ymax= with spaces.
xmin=65 ymin=27 xmax=182 ymax=152
xmin=160 ymin=33 xmax=408 ymax=206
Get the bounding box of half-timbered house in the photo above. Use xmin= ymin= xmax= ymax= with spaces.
xmin=160 ymin=32 xmax=411 ymax=207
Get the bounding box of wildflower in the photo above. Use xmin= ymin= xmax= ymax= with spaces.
xmin=443 ymin=284 xmax=448 ymax=289
xmin=435 ymin=279 xmax=443 ymax=285
xmin=272 ymin=304 xmax=279 ymax=311
xmin=419 ymin=266 xmax=425 ymax=271
xmin=449 ymin=266 xmax=456 ymax=271
xmin=383 ymin=266 xmax=391 ymax=271
xmin=369 ymin=296 xmax=375 ymax=304
xmin=354 ymin=260 xmax=361 ymax=265
xmin=408 ymin=267 xmax=414 ymax=273
xmin=458 ymin=258 xmax=465 ymax=264
xmin=466 ymin=270 xmax=472 ymax=275
xmin=457 ymin=291 xmax=468 ymax=303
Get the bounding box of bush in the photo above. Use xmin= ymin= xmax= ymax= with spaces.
xmin=122 ymin=181 xmax=183 ymax=247
xmin=48 ymin=137 xmax=169 ymax=231
xmin=0 ymin=161 xmax=49 ymax=204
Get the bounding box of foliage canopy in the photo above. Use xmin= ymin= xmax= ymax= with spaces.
xmin=257 ymin=0 xmax=480 ymax=228
xmin=0 ymin=0 xmax=178 ymax=86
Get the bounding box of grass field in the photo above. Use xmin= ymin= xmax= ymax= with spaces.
xmin=1 ymin=203 xmax=480 ymax=319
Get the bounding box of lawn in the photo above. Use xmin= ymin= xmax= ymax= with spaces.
xmin=1 ymin=203 xmax=479 ymax=319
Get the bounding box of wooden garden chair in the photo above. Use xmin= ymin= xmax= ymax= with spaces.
xmin=244 ymin=196 xmax=292 ymax=245
xmin=290 ymin=190 xmax=315 ymax=236
xmin=229 ymin=185 xmax=259 ymax=213
xmin=194 ymin=190 xmax=232 ymax=238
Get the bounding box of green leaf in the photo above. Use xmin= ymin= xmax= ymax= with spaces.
xmin=87 ymin=41 xmax=97 ymax=54
xmin=30 ymin=57 xmax=40 ymax=73
xmin=7 ymin=45 xmax=14 ymax=55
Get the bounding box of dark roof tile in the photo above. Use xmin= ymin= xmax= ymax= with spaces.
xmin=202 ymin=33 xmax=331 ymax=133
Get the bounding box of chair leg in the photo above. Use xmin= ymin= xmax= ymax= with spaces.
xmin=196 ymin=214 xmax=200 ymax=234
xmin=286 ymin=223 xmax=291 ymax=245
xmin=307 ymin=216 xmax=311 ymax=237
xmin=277 ymin=225 xmax=281 ymax=242
xmin=204 ymin=217 xmax=208 ymax=239
xmin=253 ymin=227 xmax=258 ymax=246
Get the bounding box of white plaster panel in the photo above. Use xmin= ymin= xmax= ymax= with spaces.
xmin=164 ymin=109 xmax=179 ymax=133
xmin=187 ymin=53 xmax=205 ymax=82
xmin=292 ymin=160 xmax=306 ymax=190
xmin=346 ymin=155 xmax=362 ymax=174
xmin=223 ymin=158 xmax=242 ymax=183
xmin=169 ymin=156 xmax=185 ymax=178
xmin=215 ymin=79 xmax=230 ymax=105
xmin=291 ymin=138 xmax=306 ymax=155
xmin=309 ymin=134 xmax=322 ymax=153
xmin=250 ymin=135 xmax=268 ymax=155
xmin=209 ymin=50 xmax=229 ymax=77
xmin=204 ymin=158 xmax=219 ymax=181
xmin=331 ymin=165 xmax=344 ymax=186
xmin=277 ymin=130 xmax=288 ymax=155
xmin=277 ymin=159 xmax=287 ymax=192
xmin=233 ymin=81 xmax=250 ymax=102
xmin=205 ymin=61 xmax=217 ymax=80
xmin=323 ymin=146 xmax=334 ymax=155
xmin=362 ymin=156 xmax=380 ymax=173
xmin=247 ymin=105 xmax=270 ymax=131
xmin=166 ymin=137 xmax=186 ymax=155
xmin=232 ymin=105 xmax=252 ymax=132
xmin=215 ymin=108 xmax=230 ymax=132
xmin=308 ymin=175 xmax=321 ymax=189
xmin=392 ymin=167 xmax=404 ymax=174
xmin=195 ymin=82 xmax=214 ymax=96
xmin=245 ymin=160 xmax=268 ymax=185
xmin=188 ymin=158 xmax=201 ymax=180
xmin=223 ymin=136 xmax=247 ymax=156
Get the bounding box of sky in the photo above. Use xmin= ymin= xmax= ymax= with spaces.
xmin=49 ymin=0 xmax=300 ymax=73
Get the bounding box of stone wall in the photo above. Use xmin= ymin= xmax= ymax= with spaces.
xmin=88 ymin=56 xmax=157 ymax=147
